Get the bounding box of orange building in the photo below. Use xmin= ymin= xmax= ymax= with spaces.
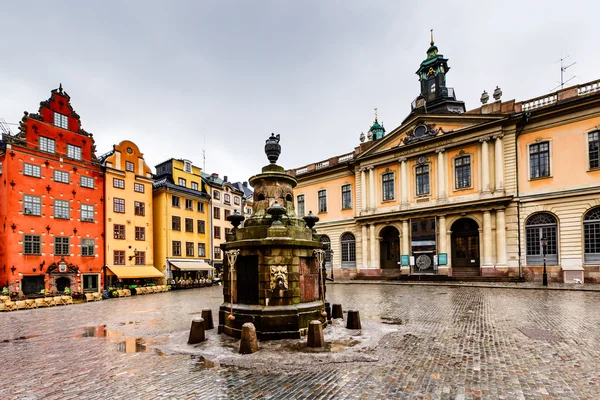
xmin=0 ymin=85 xmax=104 ymax=294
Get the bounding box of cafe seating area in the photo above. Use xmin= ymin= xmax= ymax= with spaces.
xmin=0 ymin=294 xmax=74 ymax=311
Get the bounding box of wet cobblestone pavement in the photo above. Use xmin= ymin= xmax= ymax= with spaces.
xmin=1 ymin=284 xmax=600 ymax=399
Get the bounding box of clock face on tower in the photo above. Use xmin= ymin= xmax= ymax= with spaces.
xmin=427 ymin=67 xmax=436 ymax=76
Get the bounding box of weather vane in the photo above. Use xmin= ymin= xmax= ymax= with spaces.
xmin=374 ymin=107 xmax=378 ymax=121
xmin=430 ymin=29 xmax=434 ymax=46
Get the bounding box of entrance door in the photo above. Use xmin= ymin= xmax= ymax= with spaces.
xmin=451 ymin=218 xmax=480 ymax=275
xmin=380 ymin=226 xmax=400 ymax=269
xmin=55 ymin=276 xmax=71 ymax=292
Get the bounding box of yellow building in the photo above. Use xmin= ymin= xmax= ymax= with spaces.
xmin=101 ymin=140 xmax=161 ymax=286
xmin=289 ymin=38 xmax=600 ymax=283
xmin=153 ymin=159 xmax=212 ymax=280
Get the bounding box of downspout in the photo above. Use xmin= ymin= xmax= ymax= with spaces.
xmin=515 ymin=112 xmax=531 ymax=279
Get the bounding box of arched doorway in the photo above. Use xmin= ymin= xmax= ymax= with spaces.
xmin=380 ymin=226 xmax=400 ymax=269
xmin=451 ymin=218 xmax=480 ymax=277
xmin=320 ymin=236 xmax=332 ymax=268
xmin=55 ymin=276 xmax=71 ymax=292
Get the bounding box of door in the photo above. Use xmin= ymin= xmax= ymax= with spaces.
xmin=380 ymin=226 xmax=400 ymax=269
xmin=451 ymin=218 xmax=480 ymax=268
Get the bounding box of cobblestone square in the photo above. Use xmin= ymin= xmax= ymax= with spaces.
xmin=1 ymin=284 xmax=600 ymax=399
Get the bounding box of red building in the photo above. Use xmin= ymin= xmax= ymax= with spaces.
xmin=0 ymin=85 xmax=105 ymax=295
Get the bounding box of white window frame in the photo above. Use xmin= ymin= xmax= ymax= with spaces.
xmin=54 ymin=170 xmax=70 ymax=184
xmin=24 ymin=163 xmax=41 ymax=178
xmin=54 ymin=199 xmax=70 ymax=220
xmin=80 ymin=176 xmax=94 ymax=189
xmin=67 ymin=144 xmax=82 ymax=161
xmin=24 ymin=195 xmax=42 ymax=216
xmin=178 ymin=178 xmax=186 ymax=187
xmin=81 ymin=204 xmax=95 ymax=222
xmin=39 ymin=137 xmax=55 ymax=153
xmin=54 ymin=112 xmax=68 ymax=129
xmin=125 ymin=161 xmax=135 ymax=172
xmin=191 ymin=182 xmax=199 ymax=191
xmin=81 ymin=239 xmax=95 ymax=256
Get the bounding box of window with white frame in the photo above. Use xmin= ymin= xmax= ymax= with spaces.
xmin=67 ymin=144 xmax=82 ymax=160
xmin=23 ymin=234 xmax=42 ymax=254
xmin=191 ymin=182 xmax=198 ymax=191
xmin=525 ymin=213 xmax=558 ymax=265
xmin=134 ymin=183 xmax=145 ymax=193
xmin=213 ymin=190 xmax=220 ymax=200
xmin=125 ymin=161 xmax=135 ymax=172
xmin=416 ymin=165 xmax=430 ymax=195
xmin=24 ymin=163 xmax=41 ymax=178
xmin=186 ymin=242 xmax=194 ymax=256
xmin=584 ymin=207 xmax=600 ymax=264
xmin=382 ymin=173 xmax=394 ymax=201
xmin=23 ymin=195 xmax=41 ymax=215
xmin=81 ymin=204 xmax=94 ymax=222
xmin=185 ymin=199 xmax=193 ymax=210
xmin=321 ymin=236 xmax=331 ymax=267
xmin=172 ymin=241 xmax=181 ymax=256
xmin=40 ymin=136 xmax=55 ymax=153
xmin=0 ymin=162 xmax=2 ymax=174
xmin=54 ymin=112 xmax=68 ymax=129
xmin=342 ymin=184 xmax=352 ymax=209
xmin=214 ymin=247 xmax=222 ymax=259
xmin=224 ymin=194 xmax=231 ymax=204
xmin=589 ymin=131 xmax=599 ymax=170
xmin=234 ymin=196 xmax=240 ymax=205
xmin=184 ymin=161 xmax=192 ymax=173
xmin=135 ymin=226 xmax=145 ymax=241
xmin=455 ymin=155 xmax=471 ymax=189
xmin=113 ymin=178 xmax=124 ymax=189
xmin=318 ymin=190 xmax=327 ymax=213
xmin=54 ymin=170 xmax=69 ymax=183
xmin=54 ymin=237 xmax=70 ymax=256
xmin=297 ymin=194 xmax=305 ymax=217
xmin=80 ymin=176 xmax=94 ymax=188
xmin=172 ymin=195 xmax=180 ymax=207
xmin=178 ymin=178 xmax=186 ymax=187
xmin=81 ymin=239 xmax=95 ymax=256
xmin=529 ymin=142 xmax=550 ymax=179
xmin=198 ymin=243 xmax=206 ymax=257
xmin=341 ymin=232 xmax=356 ymax=266
xmin=54 ymin=200 xmax=70 ymax=219
xmin=197 ymin=202 xmax=204 ymax=212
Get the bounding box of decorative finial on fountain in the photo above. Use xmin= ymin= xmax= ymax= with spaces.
xmin=226 ymin=209 xmax=245 ymax=229
xmin=267 ymin=200 xmax=286 ymax=227
xmin=265 ymin=133 xmax=281 ymax=164
xmin=302 ymin=211 xmax=319 ymax=230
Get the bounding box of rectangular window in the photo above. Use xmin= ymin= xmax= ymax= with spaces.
xmin=134 ymin=201 xmax=145 ymax=216
xmin=178 ymin=178 xmax=186 ymax=187
xmin=114 ymin=250 xmax=125 ymax=265
xmin=125 ymin=161 xmax=135 ymax=172
xmin=529 ymin=142 xmax=550 ymax=179
xmin=214 ymin=226 xmax=221 ymax=239
xmin=213 ymin=190 xmax=220 ymax=200
xmin=191 ymin=182 xmax=198 ymax=191
xmin=184 ymin=161 xmax=192 ymax=172
xmin=224 ymin=194 xmax=231 ymax=204
xmin=589 ymin=131 xmax=599 ymax=169
xmin=113 ymin=198 xmax=125 ymax=213
xmin=318 ymin=190 xmax=327 ymax=213
xmin=54 ymin=170 xmax=70 ymax=184
xmin=214 ymin=247 xmax=222 ymax=259
xmin=114 ymin=224 xmax=125 ymax=239
xmin=135 ymin=226 xmax=145 ymax=241
xmin=234 ymin=196 xmax=240 ymax=205
xmin=113 ymin=178 xmax=124 ymax=189
xmin=54 ymin=237 xmax=70 ymax=256
xmin=81 ymin=204 xmax=94 ymax=222
xmin=23 ymin=195 xmax=42 ymax=216
xmin=186 ymin=242 xmax=194 ymax=256
xmin=67 ymin=144 xmax=82 ymax=160
xmin=224 ymin=209 xmax=231 ymax=219
xmin=81 ymin=239 xmax=95 ymax=256
xmin=198 ymin=243 xmax=206 ymax=257
xmin=39 ymin=136 xmax=55 ymax=153
xmin=0 ymin=162 xmax=2 ymax=174
xmin=24 ymin=163 xmax=41 ymax=178
xmin=185 ymin=199 xmax=193 ymax=210
xmin=135 ymin=251 xmax=145 ymax=265
xmin=185 ymin=218 xmax=194 ymax=232
xmin=54 ymin=199 xmax=70 ymax=219
xmin=134 ymin=183 xmax=145 ymax=193
xmin=416 ymin=165 xmax=430 ymax=195
xmin=341 ymin=185 xmax=352 ymax=209
xmin=197 ymin=202 xmax=204 ymax=212
xmin=172 ymin=195 xmax=180 ymax=208
xmin=214 ymin=207 xmax=221 ymax=219
xmin=297 ymin=195 xmax=305 ymax=217
xmin=24 ymin=235 xmax=42 ymax=254
xmin=455 ymin=156 xmax=471 ymax=189
xmin=80 ymin=176 xmax=94 ymax=188
xmin=172 ymin=216 xmax=181 ymax=231
xmin=382 ymin=173 xmax=394 ymax=201
xmin=54 ymin=112 xmax=68 ymax=129
xmin=197 ymin=220 xmax=206 ymax=234
xmin=172 ymin=241 xmax=181 ymax=256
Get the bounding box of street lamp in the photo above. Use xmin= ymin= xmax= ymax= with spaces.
xmin=540 ymin=235 xmax=548 ymax=286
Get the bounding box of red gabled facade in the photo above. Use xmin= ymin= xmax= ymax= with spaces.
xmin=0 ymin=85 xmax=105 ymax=295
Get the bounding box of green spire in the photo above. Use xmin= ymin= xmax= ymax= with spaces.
xmin=368 ymin=108 xmax=385 ymax=141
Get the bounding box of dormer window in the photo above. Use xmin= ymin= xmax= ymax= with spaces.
xmin=54 ymin=112 xmax=68 ymax=129
xmin=184 ymin=161 xmax=192 ymax=173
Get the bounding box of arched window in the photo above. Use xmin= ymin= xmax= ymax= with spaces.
xmin=340 ymin=233 xmax=356 ymax=267
xmin=584 ymin=207 xmax=600 ymax=264
xmin=526 ymin=213 xmax=558 ymax=265
xmin=320 ymin=236 xmax=331 ymax=267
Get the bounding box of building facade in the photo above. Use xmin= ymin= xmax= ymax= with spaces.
xmin=289 ymin=40 xmax=600 ymax=283
xmin=0 ymin=85 xmax=104 ymax=294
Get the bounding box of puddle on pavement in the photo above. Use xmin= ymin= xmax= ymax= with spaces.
xmin=76 ymin=325 xmax=168 ymax=356
xmin=1 ymin=334 xmax=42 ymax=343
xmin=116 ymin=337 xmax=148 ymax=353
xmin=78 ymin=325 xmax=124 ymax=338
xmin=118 ymin=321 xmax=141 ymax=326
xmin=194 ymin=356 xmax=220 ymax=369
xmin=380 ymin=316 xmax=403 ymax=325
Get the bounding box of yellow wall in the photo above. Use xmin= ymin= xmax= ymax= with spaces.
xmin=153 ymin=191 xmax=167 ymax=272
xmin=295 ymin=173 xmax=355 ymax=222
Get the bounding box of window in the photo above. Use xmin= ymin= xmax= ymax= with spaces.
xmin=114 ymin=224 xmax=125 ymax=239
xmin=318 ymin=190 xmax=327 ymax=213
xmin=341 ymin=185 xmax=352 ymax=209
xmin=134 ymin=201 xmax=145 ymax=216
xmin=135 ymin=226 xmax=145 ymax=241
xmin=584 ymin=207 xmax=600 ymax=264
xmin=125 ymin=161 xmax=135 ymax=172
xmin=81 ymin=239 xmax=95 ymax=256
xmin=213 ymin=190 xmax=220 ymax=200
xmin=54 ymin=200 xmax=70 ymax=219
xmin=54 ymin=112 xmax=68 ymax=129
xmin=297 ymin=194 xmax=305 ymax=217
xmin=40 ymin=136 xmax=55 ymax=153
xmin=224 ymin=194 xmax=231 ymax=204
xmin=54 ymin=237 xmax=70 ymax=256
xmin=214 ymin=247 xmax=222 ymax=259
xmin=186 ymin=242 xmax=194 ymax=256
xmin=172 ymin=196 xmax=180 ymax=207
xmin=114 ymin=251 xmax=125 ymax=265
xmin=214 ymin=226 xmax=221 ymax=239
xmin=135 ymin=251 xmax=145 ymax=265
xmin=134 ymin=183 xmax=145 ymax=193
xmin=67 ymin=144 xmax=81 ymax=161
xmin=526 ymin=213 xmax=558 ymax=265
xmin=191 ymin=182 xmax=198 ymax=191
xmin=24 ymin=163 xmax=41 ymax=178
xmin=430 ymin=83 xmax=436 ymax=93
xmin=234 ymin=196 xmax=240 ymax=205
xmin=24 ymin=235 xmax=42 ymax=254
xmin=184 ymin=161 xmax=192 ymax=173
xmin=321 ymin=236 xmax=332 ymax=267
xmin=54 ymin=170 xmax=70 ymax=184
xmin=82 ymin=275 xmax=98 ymax=292
xmin=341 ymin=232 xmax=356 ymax=266
xmin=23 ymin=195 xmax=42 ymax=216
xmin=0 ymin=162 xmax=2 ymax=174
xmin=81 ymin=176 xmax=94 ymax=188
xmin=224 ymin=209 xmax=231 ymax=219
xmin=197 ymin=202 xmax=205 ymax=212
xmin=416 ymin=165 xmax=430 ymax=195
xmin=185 ymin=218 xmax=194 ymax=232
xmin=178 ymin=178 xmax=186 ymax=187
xmin=113 ymin=198 xmax=125 ymax=213
xmin=214 ymin=207 xmax=221 ymax=219
xmin=81 ymin=204 xmax=94 ymax=222
xmin=382 ymin=173 xmax=394 ymax=201
xmin=589 ymin=131 xmax=599 ymax=169
xmin=113 ymin=178 xmax=125 ymax=189
xmin=198 ymin=243 xmax=206 ymax=257
xmin=529 ymin=142 xmax=550 ymax=179
xmin=185 ymin=199 xmax=193 ymax=210
xmin=197 ymin=220 xmax=206 ymax=234
xmin=455 ymin=156 xmax=471 ymax=189
xmin=172 ymin=216 xmax=181 ymax=231
xmin=172 ymin=241 xmax=181 ymax=256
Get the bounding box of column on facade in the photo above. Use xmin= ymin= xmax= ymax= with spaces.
xmin=401 ymin=220 xmax=409 ymax=256
xmin=493 ymin=134 xmax=504 ymax=192
xmin=435 ymin=148 xmax=446 ymax=200
xmin=480 ymin=137 xmax=491 ymax=194
xmin=368 ymin=166 xmax=375 ymax=210
xmin=369 ymin=224 xmax=376 ymax=268
xmin=495 ymin=208 xmax=507 ymax=266
xmin=361 ymin=224 xmax=368 ymax=269
xmin=360 ymin=168 xmax=367 ymax=211
xmin=482 ymin=210 xmax=493 ymax=266
xmin=438 ymin=215 xmax=447 ymax=256
xmin=399 ymin=158 xmax=408 ymax=206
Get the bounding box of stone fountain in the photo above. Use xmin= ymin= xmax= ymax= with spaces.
xmin=219 ymin=133 xmax=327 ymax=340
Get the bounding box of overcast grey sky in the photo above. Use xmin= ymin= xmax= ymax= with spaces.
xmin=1 ymin=1 xmax=597 ymax=183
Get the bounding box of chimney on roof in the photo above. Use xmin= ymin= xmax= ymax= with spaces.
xmin=224 ymin=175 xmax=228 ymax=183
xmin=211 ymin=173 xmax=218 ymax=178
xmin=243 ymin=181 xmax=248 ymax=187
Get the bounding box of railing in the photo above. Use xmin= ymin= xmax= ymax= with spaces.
xmin=295 ymin=167 xmax=308 ymax=175
xmin=521 ymin=94 xmax=557 ymax=111
xmin=315 ymin=161 xmax=330 ymax=169
xmin=579 ymin=80 xmax=600 ymax=96
xmin=338 ymin=153 xmax=353 ymax=162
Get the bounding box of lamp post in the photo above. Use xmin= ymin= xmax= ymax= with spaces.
xmin=541 ymin=235 xmax=548 ymax=286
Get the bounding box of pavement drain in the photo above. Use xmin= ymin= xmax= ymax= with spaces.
xmin=517 ymin=327 xmax=561 ymax=341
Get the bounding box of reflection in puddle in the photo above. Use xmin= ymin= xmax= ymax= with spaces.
xmin=116 ymin=337 xmax=147 ymax=353
xmin=77 ymin=326 xmax=167 ymax=356
xmin=1 ymin=334 xmax=42 ymax=343
xmin=380 ymin=317 xmax=403 ymax=325
xmin=78 ymin=325 xmax=124 ymax=338
xmin=194 ymin=356 xmax=220 ymax=369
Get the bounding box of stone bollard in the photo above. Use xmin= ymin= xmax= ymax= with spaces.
xmin=306 ymin=320 xmax=325 ymax=348
xmin=201 ymin=309 xmax=214 ymax=330
xmin=346 ymin=310 xmax=361 ymax=329
xmin=331 ymin=303 xmax=343 ymax=319
xmin=239 ymin=322 xmax=259 ymax=354
xmin=188 ymin=318 xmax=206 ymax=344
xmin=325 ymin=301 xmax=332 ymax=322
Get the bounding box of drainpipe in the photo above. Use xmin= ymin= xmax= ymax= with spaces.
xmin=515 ymin=112 xmax=531 ymax=279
